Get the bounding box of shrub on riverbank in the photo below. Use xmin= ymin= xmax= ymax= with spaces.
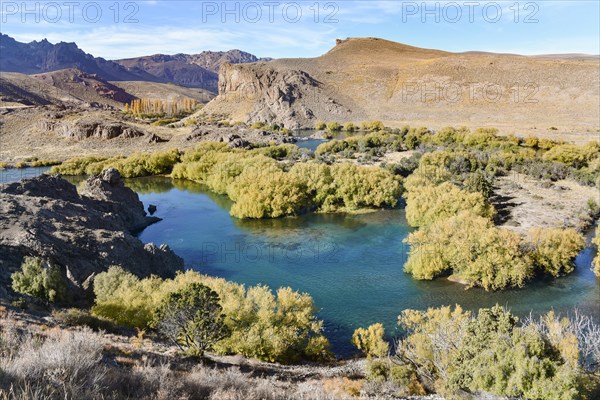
xmin=403 ymin=211 xmax=585 ymax=290
xmin=92 ymin=268 xmax=332 ymax=363
xmin=404 ymin=182 xmax=495 ymax=228
xmin=403 ymin=211 xmax=531 ymax=289
xmin=527 ymin=228 xmax=585 ymax=277
xmin=352 ymin=323 xmax=389 ymax=358
xmin=51 ymin=149 xmax=180 ymax=178
xmin=172 ymin=144 xmax=402 ymax=218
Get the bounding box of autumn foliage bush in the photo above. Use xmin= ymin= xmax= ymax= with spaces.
xmin=172 ymin=143 xmax=402 ymax=218
xmin=92 ymin=268 xmax=332 ymax=363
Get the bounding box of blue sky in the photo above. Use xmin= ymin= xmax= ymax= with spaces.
xmin=1 ymin=1 xmax=598 ymax=59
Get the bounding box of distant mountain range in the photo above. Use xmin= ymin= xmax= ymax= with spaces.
xmin=0 ymin=33 xmax=269 ymax=91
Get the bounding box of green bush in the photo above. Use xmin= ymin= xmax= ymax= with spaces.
xmin=343 ymin=122 xmax=357 ymax=132
xmin=404 ymin=182 xmax=495 ymax=228
xmin=150 ymin=118 xmax=179 ymax=126
xmin=365 ymin=359 xmax=389 ymax=383
xmin=173 ymin=143 xmax=401 ymax=218
xmin=92 ymin=268 xmax=332 ymax=363
xmin=464 ymin=170 xmax=493 ymax=198
xmin=50 ymin=156 xmax=108 ymax=175
xmin=326 ymin=122 xmax=341 ymax=132
xmin=351 ymin=323 xmax=389 ymax=358
xmin=152 ymin=283 xmax=229 ymax=356
xmin=52 ymin=150 xmax=180 ymax=178
xmin=396 ymin=305 xmax=597 ymax=399
xmin=527 ymin=228 xmax=585 ymax=277
xmin=314 ymin=121 xmax=327 ymax=130
xmin=404 ymin=211 xmax=532 ymax=290
xmin=93 ymin=265 xmax=139 ymax=303
xmin=11 ymin=257 xmax=67 ymax=303
xmin=361 ymin=121 xmax=385 ymax=132
xmin=250 ymin=122 xmax=265 ymax=129
xmin=542 ymin=142 xmax=600 ymax=168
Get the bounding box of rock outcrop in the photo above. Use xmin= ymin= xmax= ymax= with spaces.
xmin=185 ymin=124 xmax=296 ymax=148
xmin=39 ymin=118 xmax=146 ymax=140
xmin=0 ymin=169 xmax=183 ymax=300
xmin=205 ymin=62 xmax=351 ymax=129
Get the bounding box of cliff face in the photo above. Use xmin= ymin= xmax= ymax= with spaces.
xmin=207 ymin=62 xmax=352 ymax=129
xmin=0 ymin=169 xmax=183 ymax=300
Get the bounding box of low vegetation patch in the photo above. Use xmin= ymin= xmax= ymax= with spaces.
xmin=91 ymin=267 xmax=332 ymax=363
xmin=51 ymin=149 xmax=180 ymax=178
xmin=394 ymin=305 xmax=600 ymax=399
xmin=11 ymin=257 xmax=67 ymax=303
xmin=171 ymin=143 xmax=402 ymax=218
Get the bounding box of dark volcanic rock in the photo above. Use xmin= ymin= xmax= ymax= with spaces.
xmin=0 ymin=170 xmax=183 ymax=300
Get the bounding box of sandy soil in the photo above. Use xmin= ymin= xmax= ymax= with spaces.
xmin=493 ymin=173 xmax=599 ymax=234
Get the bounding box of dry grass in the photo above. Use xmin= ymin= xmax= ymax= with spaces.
xmin=494 ymin=173 xmax=600 ymax=233
xmin=0 ymin=311 xmax=420 ymax=400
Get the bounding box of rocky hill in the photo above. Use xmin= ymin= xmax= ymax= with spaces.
xmin=0 ymin=33 xmax=156 ymax=82
xmin=0 ymin=34 xmax=268 ymax=92
xmin=32 ymin=68 xmax=137 ymax=106
xmin=114 ymin=50 xmax=271 ymax=90
xmin=204 ymin=37 xmax=600 ymax=133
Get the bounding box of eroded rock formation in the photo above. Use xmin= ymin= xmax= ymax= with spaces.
xmin=0 ymin=169 xmax=183 ymax=300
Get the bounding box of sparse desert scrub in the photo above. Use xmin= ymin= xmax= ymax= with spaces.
xmin=0 ymin=313 xmax=339 ymax=400
xmin=0 ymin=322 xmax=107 ymax=399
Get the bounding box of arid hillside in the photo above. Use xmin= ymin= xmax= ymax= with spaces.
xmin=205 ymin=38 xmax=600 ymax=135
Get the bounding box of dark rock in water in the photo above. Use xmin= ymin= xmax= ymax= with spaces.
xmin=148 ymin=204 xmax=157 ymax=215
xmin=0 ymin=170 xmax=183 ymax=301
